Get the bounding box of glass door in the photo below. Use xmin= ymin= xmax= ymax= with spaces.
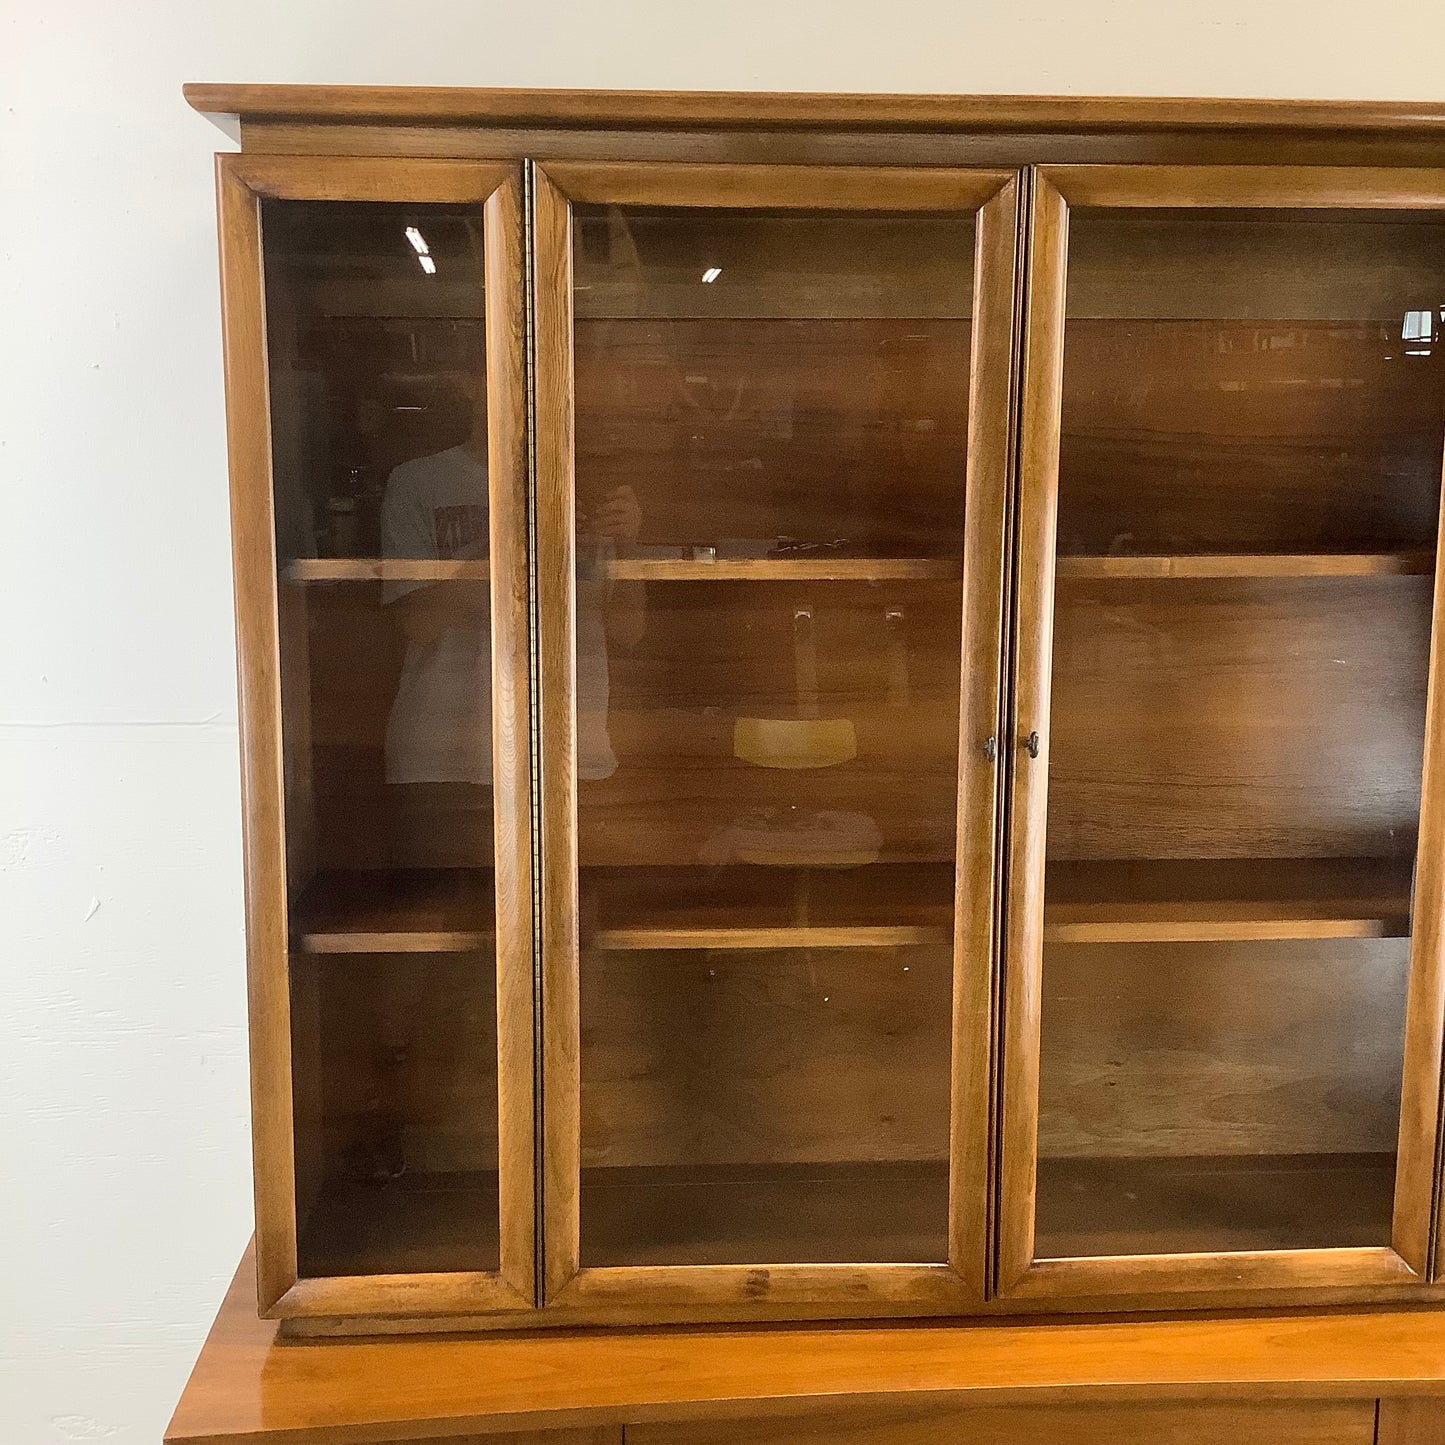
xmin=999 ymin=166 xmax=1445 ymax=1302
xmin=533 ymin=162 xmax=1020 ymax=1316
xmin=219 ymin=156 xmax=533 ymax=1319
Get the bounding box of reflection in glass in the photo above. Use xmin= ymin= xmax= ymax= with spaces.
xmin=262 ymin=200 xmax=500 ymax=1276
xmin=572 ymin=206 xmax=975 ymax=1266
xmin=1035 ymin=214 xmax=1444 ymax=1259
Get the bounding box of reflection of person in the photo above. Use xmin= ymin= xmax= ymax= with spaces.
xmin=380 ymin=373 xmax=642 ymax=863
xmin=577 ymin=484 xmax=644 ymax=781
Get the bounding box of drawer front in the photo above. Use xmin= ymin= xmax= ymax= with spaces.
xmin=1378 ymin=1399 xmax=1445 ymax=1445
xmin=411 ymin=1434 xmax=621 ymax=1445
xmin=629 ymin=1398 xmax=1376 ymax=1445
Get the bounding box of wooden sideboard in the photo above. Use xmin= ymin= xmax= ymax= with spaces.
xmin=178 ymin=83 xmax=1445 ymax=1438
xmin=163 ymin=1246 xmax=1445 ymax=1444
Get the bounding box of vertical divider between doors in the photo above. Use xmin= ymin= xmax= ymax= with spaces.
xmin=487 ymin=168 xmax=539 ymax=1309
xmin=951 ymin=173 xmax=1026 ymax=1302
xmin=986 ymin=167 xmax=1033 ymax=1301
xmin=530 ymin=163 xmax=584 ymax=1301
xmin=994 ymin=172 xmax=1070 ymax=1296
xmin=522 ymin=161 xmax=547 ymax=1309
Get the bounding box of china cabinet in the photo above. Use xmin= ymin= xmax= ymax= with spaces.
xmin=191 ymin=84 xmax=1445 ymax=1336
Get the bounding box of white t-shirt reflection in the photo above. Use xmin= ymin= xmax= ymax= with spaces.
xmin=381 ymin=444 xmax=618 ymax=784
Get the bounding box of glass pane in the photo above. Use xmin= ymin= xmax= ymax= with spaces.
xmin=572 ymin=205 xmax=975 ymax=1266
xmin=1036 ymin=213 xmax=1444 ymax=1259
xmin=262 ymin=200 xmax=500 ymax=1276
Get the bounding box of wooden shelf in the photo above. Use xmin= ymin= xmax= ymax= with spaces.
xmin=605 ymin=557 xmax=961 ymax=582
xmin=291 ymin=869 xmax=495 ymax=953
xmin=1036 ymin=1152 xmax=1396 ymax=1258
xmin=284 ymin=558 xmax=489 ymax=582
xmin=581 ymin=1160 xmax=949 ymax=1268
xmin=1043 ymin=857 xmax=1413 ymax=944
xmin=585 ymin=862 xmax=955 ymax=951
xmin=299 ymin=1162 xmax=949 ymax=1277
xmin=1055 ymin=551 xmax=1434 ymax=580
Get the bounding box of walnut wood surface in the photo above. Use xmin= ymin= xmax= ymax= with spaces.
xmin=183 ymin=85 xmax=1445 ymax=135
xmin=630 ymin=1399 xmax=1377 ymax=1445
xmin=164 ymin=1246 xmax=1445 ymax=1443
xmin=216 ymin=153 xmax=299 ymax=1314
xmin=1378 ymin=1397 xmax=1445 ymax=1444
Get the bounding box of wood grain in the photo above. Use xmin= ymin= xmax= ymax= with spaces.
xmin=531 ymin=162 xmax=584 ymax=1303
xmin=539 ymin=161 xmax=1010 ymax=210
xmin=225 ymin=152 xmax=513 ymax=203
xmin=581 ymin=862 xmax=954 ymax=951
xmin=997 ymin=170 xmax=1069 ymax=1294
xmin=1038 ymin=937 xmax=1411 ymax=1162
xmin=579 ymin=945 xmax=953 ymax=1175
xmin=1378 ymin=1397 xmax=1445 ymax=1445
xmin=290 ymin=870 xmax=494 ymax=953
xmin=1042 ymin=857 xmax=1413 ymax=943
xmin=1044 ymin=164 xmax=1445 ymax=211
xmin=284 ymin=559 xmax=490 ymax=582
xmin=183 ymin=85 xmax=1445 ymax=134
xmin=216 ymin=153 xmax=299 ymax=1314
xmin=165 ymin=1246 xmax=1445 ymax=1443
xmin=629 ymin=1398 xmax=1377 ymax=1445
xmin=579 ymin=1161 xmax=949 ymax=1268
xmin=483 ymin=169 xmax=538 ymax=1309
xmin=1035 ymin=1153 xmax=1398 ymax=1259
xmin=1046 ymin=577 xmax=1430 ymax=862
xmin=1395 ymin=391 xmax=1445 ymax=1278
xmin=950 ymin=174 xmax=1022 ymax=1300
xmin=603 ymin=559 xmax=960 ymax=582
xmin=1054 ymin=553 xmax=1434 ymax=579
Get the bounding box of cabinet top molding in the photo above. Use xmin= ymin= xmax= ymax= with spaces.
xmin=183 ymin=84 xmax=1445 ymax=134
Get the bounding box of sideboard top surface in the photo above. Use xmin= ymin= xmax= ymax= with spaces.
xmin=165 ymin=1246 xmax=1445 ymax=1444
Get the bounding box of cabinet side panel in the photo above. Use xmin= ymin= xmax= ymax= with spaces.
xmin=217 ymin=156 xmax=299 ymax=1308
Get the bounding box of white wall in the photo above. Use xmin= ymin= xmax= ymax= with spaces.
xmin=4 ymin=3 xmax=1445 ymax=1440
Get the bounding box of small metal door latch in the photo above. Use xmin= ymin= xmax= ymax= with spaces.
xmin=1022 ymin=730 xmax=1041 ymax=759
xmin=982 ymin=734 xmax=998 ymax=762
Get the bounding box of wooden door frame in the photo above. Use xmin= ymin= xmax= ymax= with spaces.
xmin=532 ymin=158 xmax=1021 ymax=1318
xmin=216 ymin=152 xmax=536 ymax=1320
xmin=998 ymin=163 xmax=1445 ymax=1303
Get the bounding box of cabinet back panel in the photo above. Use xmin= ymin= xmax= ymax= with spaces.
xmin=1038 ymin=938 xmax=1410 ymax=1158
xmin=1058 ymin=320 xmax=1445 ymax=557
xmin=1046 ymin=576 xmax=1430 ymax=860
xmin=580 ymin=579 xmax=962 ymax=868
xmin=1035 ymin=936 xmax=1408 ymax=1256
xmin=575 ymin=318 xmax=970 ymax=558
xmin=578 ymin=941 xmax=954 ymax=1265
xmin=580 ymin=943 xmax=953 ymax=1169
